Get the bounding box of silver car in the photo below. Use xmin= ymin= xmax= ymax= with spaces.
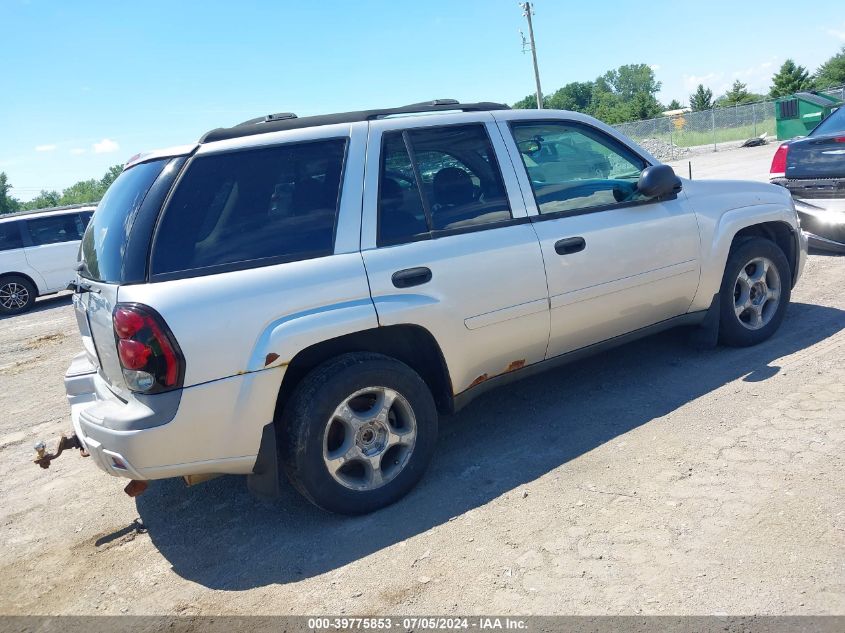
xmin=47 ymin=100 xmax=807 ymax=514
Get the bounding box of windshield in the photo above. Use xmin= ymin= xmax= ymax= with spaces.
xmin=810 ymin=106 xmax=845 ymax=137
xmin=79 ymin=159 xmax=168 ymax=283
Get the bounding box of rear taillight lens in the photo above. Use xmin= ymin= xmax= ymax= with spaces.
xmin=113 ymin=303 xmax=184 ymax=393
xmin=770 ymin=143 xmax=789 ymax=176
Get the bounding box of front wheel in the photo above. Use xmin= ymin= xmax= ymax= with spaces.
xmin=718 ymin=237 xmax=791 ymax=347
xmin=281 ymin=353 xmax=438 ymax=515
xmin=0 ymin=276 xmax=37 ymax=315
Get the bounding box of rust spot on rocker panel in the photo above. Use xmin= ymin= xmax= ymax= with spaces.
xmin=505 ymin=359 xmax=526 ymax=372
xmin=468 ymin=374 xmax=489 ymax=389
xmin=265 ymin=353 xmax=280 ymax=367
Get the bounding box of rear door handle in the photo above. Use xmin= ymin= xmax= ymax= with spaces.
xmin=554 ymin=236 xmax=586 ymax=255
xmin=392 ymin=267 xmax=432 ymax=288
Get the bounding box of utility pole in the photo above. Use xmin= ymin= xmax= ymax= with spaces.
xmin=520 ymin=2 xmax=543 ymax=109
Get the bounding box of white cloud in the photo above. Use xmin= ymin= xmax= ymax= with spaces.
xmin=35 ymin=144 xmax=57 ymax=152
xmin=826 ymin=21 xmax=845 ymax=41
xmin=70 ymin=148 xmax=86 ymax=155
xmin=682 ymin=72 xmax=723 ymax=92
xmin=93 ymin=138 xmax=120 ymax=154
xmin=683 ymin=59 xmax=777 ymax=98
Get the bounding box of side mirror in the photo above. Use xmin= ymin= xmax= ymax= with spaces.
xmin=637 ymin=164 xmax=682 ymax=199
xmin=517 ymin=137 xmax=542 ymax=155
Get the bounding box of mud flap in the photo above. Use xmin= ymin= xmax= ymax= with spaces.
xmin=247 ymin=422 xmax=281 ymax=499
xmin=689 ymin=293 xmax=720 ymax=350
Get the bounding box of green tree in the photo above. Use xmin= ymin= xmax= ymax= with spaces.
xmin=14 ymin=164 xmax=125 ymax=212
xmin=814 ymin=46 xmax=845 ymax=90
xmin=718 ymin=80 xmax=763 ymax=106
xmin=58 ymin=179 xmax=100 ymax=206
xmin=600 ymin=64 xmax=662 ymax=101
xmin=515 ymin=63 xmax=663 ymax=122
xmin=666 ymin=99 xmax=684 ymax=111
xmin=594 ymin=63 xmax=663 ymax=121
xmin=588 ymin=81 xmax=627 ymax=124
xmin=100 ymin=164 xmax=123 ymax=190
xmin=0 ymin=172 xmax=21 ymax=215
xmin=689 ymin=84 xmax=714 ymax=111
xmin=22 ymin=190 xmax=61 ymax=211
xmin=769 ymin=59 xmax=812 ymax=97
xmin=512 ymin=94 xmax=543 ymax=109
xmin=545 ymin=81 xmax=594 ymax=112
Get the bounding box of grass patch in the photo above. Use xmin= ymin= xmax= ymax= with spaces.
xmin=621 ymin=117 xmax=777 ymax=148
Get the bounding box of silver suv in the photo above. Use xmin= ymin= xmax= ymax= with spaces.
xmin=51 ymin=100 xmax=807 ymax=514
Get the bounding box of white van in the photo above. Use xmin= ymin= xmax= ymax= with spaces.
xmin=0 ymin=205 xmax=95 ymax=314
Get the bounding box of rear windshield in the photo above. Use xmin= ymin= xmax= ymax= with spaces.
xmin=811 ymin=106 xmax=845 ymax=137
xmin=80 ymin=159 xmax=168 ymax=282
xmin=150 ymin=138 xmax=346 ymax=279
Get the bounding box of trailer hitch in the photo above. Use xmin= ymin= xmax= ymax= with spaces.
xmin=33 ymin=434 xmax=88 ymax=469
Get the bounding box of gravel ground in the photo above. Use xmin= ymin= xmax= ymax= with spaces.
xmin=665 ymin=142 xmax=779 ymax=182
xmin=0 ymin=251 xmax=843 ymax=616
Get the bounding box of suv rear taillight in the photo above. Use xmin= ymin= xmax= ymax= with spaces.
xmin=770 ymin=143 xmax=789 ymax=177
xmin=113 ymin=303 xmax=184 ymax=393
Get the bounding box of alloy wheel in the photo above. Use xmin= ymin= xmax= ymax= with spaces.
xmin=733 ymin=256 xmax=781 ymax=331
xmin=322 ymin=386 xmax=417 ymax=491
xmin=0 ymin=282 xmax=30 ymax=311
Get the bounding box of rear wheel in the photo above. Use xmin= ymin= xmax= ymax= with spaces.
xmin=0 ymin=276 xmax=37 ymax=315
xmin=281 ymin=352 xmax=438 ymax=515
xmin=718 ymin=237 xmax=791 ymax=347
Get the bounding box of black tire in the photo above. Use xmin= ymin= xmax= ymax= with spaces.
xmin=280 ymin=352 xmax=438 ymax=515
xmin=0 ymin=275 xmax=37 ymax=315
xmin=718 ymin=237 xmax=791 ymax=347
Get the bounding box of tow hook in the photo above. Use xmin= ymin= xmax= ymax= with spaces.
xmin=33 ymin=434 xmax=89 ymax=469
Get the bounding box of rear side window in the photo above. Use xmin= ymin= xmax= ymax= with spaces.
xmin=0 ymin=221 xmax=24 ymax=252
xmin=25 ymin=214 xmax=83 ymax=245
xmin=151 ymin=139 xmax=346 ymax=278
xmin=378 ymin=125 xmax=512 ymax=245
xmin=81 ymin=159 xmax=169 ymax=283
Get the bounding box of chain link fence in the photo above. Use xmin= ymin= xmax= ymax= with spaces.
xmin=611 ymin=86 xmax=845 ymax=162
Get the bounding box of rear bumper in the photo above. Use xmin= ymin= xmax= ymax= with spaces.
xmin=793 ymin=196 xmax=845 ymax=250
xmin=65 ymin=352 xmax=280 ymax=480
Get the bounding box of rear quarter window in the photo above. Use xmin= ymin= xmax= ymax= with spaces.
xmin=150 ymin=138 xmax=347 ymax=279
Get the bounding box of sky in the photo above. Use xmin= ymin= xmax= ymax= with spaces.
xmin=2 ymin=0 xmax=844 ymax=201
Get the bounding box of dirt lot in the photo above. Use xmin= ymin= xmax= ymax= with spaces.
xmin=1 ymin=147 xmax=843 ymax=615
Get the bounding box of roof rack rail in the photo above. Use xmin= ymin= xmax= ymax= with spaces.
xmin=200 ymin=100 xmax=510 ymax=143
xmin=0 ymin=202 xmax=97 ymax=220
xmin=236 ymin=112 xmax=298 ymax=126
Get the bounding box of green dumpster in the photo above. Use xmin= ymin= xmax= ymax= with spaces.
xmin=775 ymin=91 xmax=843 ymax=140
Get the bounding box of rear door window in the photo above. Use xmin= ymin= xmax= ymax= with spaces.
xmin=377 ymin=125 xmax=512 ymax=245
xmin=25 ymin=214 xmax=82 ymax=245
xmin=151 ymin=138 xmax=347 ymax=278
xmin=0 ymin=221 xmax=24 ymax=252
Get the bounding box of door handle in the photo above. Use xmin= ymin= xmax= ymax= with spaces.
xmin=554 ymin=236 xmax=586 ymax=255
xmin=392 ymin=267 xmax=432 ymax=288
